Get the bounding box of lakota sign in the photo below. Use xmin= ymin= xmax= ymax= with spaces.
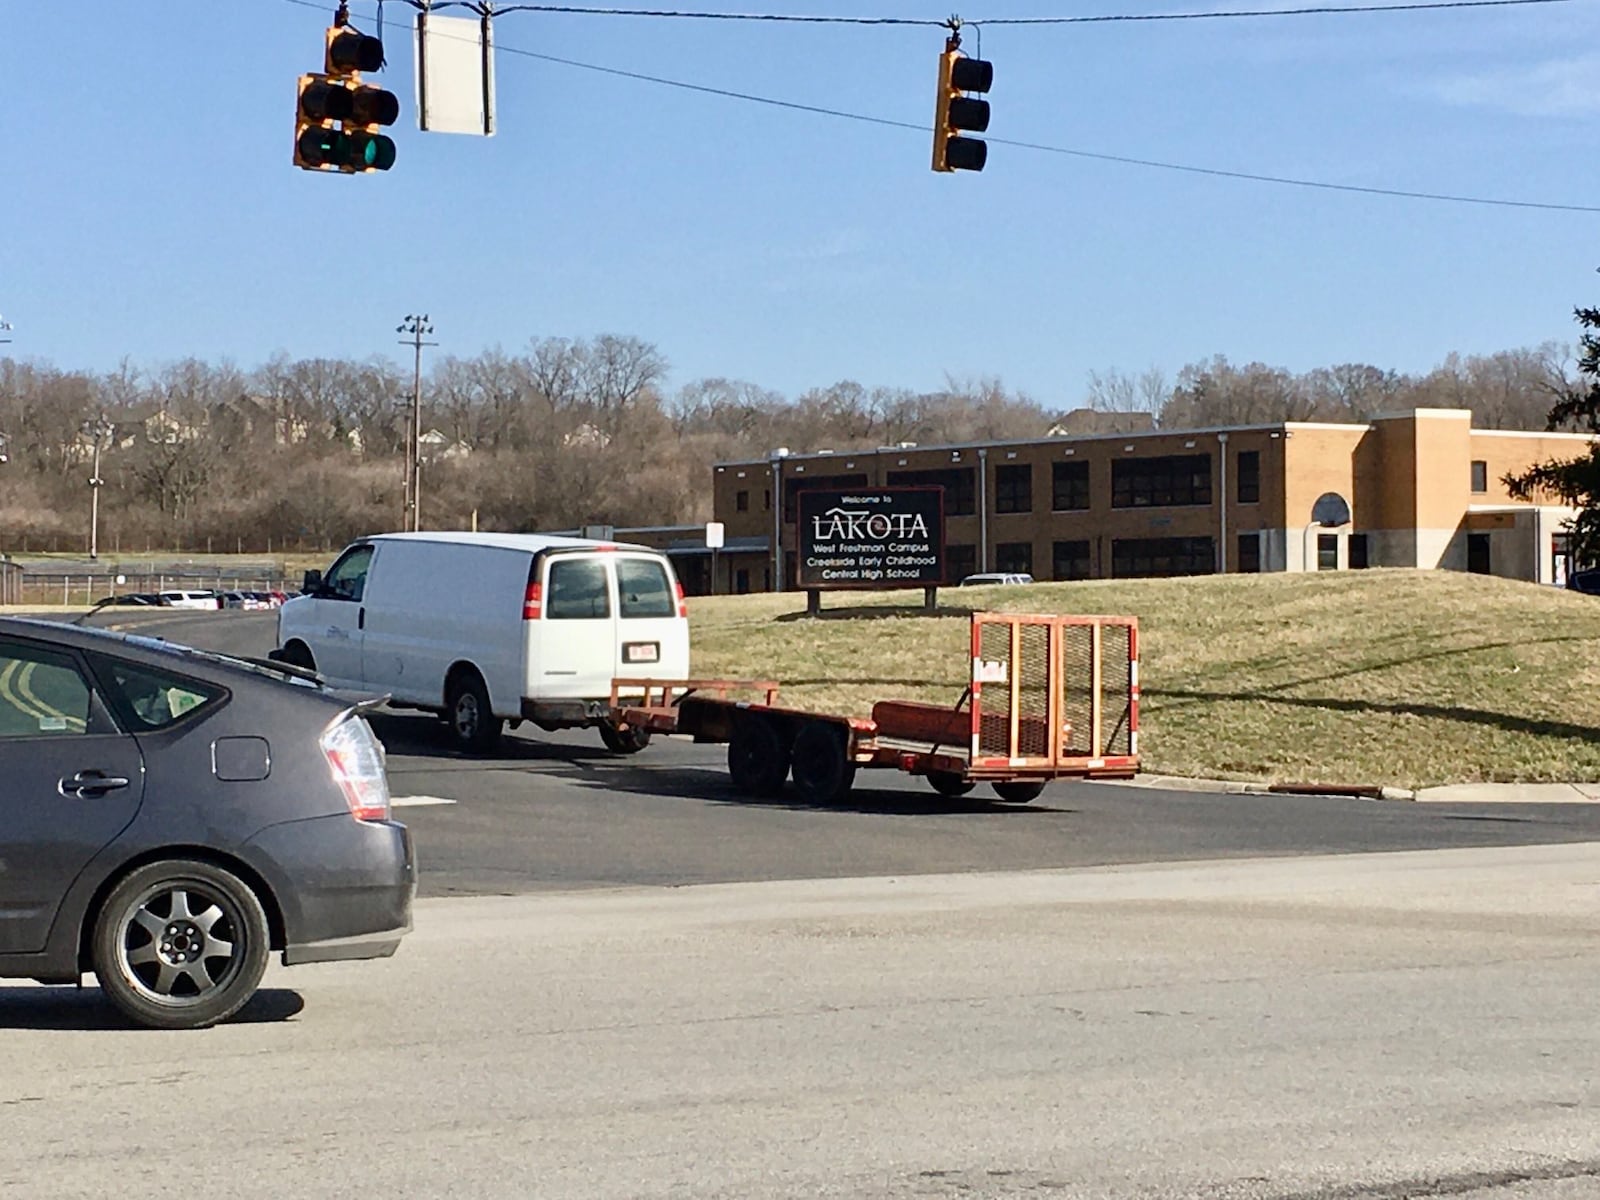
xmin=796 ymin=486 xmax=945 ymax=589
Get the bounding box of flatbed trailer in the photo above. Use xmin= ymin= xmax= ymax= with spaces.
xmin=607 ymin=611 xmax=1139 ymax=805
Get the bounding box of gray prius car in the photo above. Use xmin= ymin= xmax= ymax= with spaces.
xmin=0 ymin=617 xmax=415 ymax=1029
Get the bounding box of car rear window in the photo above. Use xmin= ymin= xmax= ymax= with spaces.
xmin=616 ymin=558 xmax=675 ymax=619
xmin=546 ymin=557 xmax=612 ymax=620
xmin=95 ymin=657 xmax=223 ymax=730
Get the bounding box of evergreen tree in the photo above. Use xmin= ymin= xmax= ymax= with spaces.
xmin=1506 ymin=306 xmax=1600 ymax=564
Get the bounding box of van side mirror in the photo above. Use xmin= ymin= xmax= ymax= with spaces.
xmin=301 ymin=569 xmax=323 ymax=596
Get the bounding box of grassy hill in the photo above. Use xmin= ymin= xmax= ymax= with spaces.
xmin=687 ymin=570 xmax=1600 ymax=789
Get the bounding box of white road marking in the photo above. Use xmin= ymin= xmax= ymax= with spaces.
xmin=391 ymin=795 xmax=458 ymax=808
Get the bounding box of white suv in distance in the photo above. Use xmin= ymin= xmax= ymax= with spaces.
xmin=158 ymin=590 xmax=221 ymax=610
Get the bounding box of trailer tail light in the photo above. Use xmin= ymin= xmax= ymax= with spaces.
xmin=523 ymin=581 xmax=543 ymax=620
xmin=675 ymin=580 xmax=688 ymax=618
xmin=321 ymin=714 xmax=391 ymax=823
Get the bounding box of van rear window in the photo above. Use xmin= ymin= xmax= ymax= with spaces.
xmin=546 ymin=558 xmax=611 ymax=620
xmin=617 ymin=558 xmax=675 ymax=619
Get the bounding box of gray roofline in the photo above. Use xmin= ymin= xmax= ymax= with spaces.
xmin=711 ymin=420 xmax=1327 ymax=469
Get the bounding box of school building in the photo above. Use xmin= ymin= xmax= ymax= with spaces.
xmin=666 ymin=408 xmax=1595 ymax=594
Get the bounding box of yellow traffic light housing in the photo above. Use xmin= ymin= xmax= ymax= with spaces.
xmin=293 ymin=20 xmax=398 ymax=174
xmin=932 ymin=36 xmax=993 ymax=174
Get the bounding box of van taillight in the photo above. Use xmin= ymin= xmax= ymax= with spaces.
xmin=675 ymin=580 xmax=688 ymax=618
xmin=523 ymin=581 xmax=543 ymax=620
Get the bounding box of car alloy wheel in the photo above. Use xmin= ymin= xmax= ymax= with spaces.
xmin=93 ymin=860 xmax=270 ymax=1030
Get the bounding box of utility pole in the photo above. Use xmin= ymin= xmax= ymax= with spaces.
xmin=396 ymin=314 xmax=436 ymax=532
xmin=83 ymin=414 xmax=115 ymax=560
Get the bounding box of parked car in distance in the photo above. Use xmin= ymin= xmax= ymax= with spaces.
xmin=274 ymin=531 xmax=690 ymax=754
xmin=0 ymin=617 xmax=415 ymax=1029
xmin=1568 ymin=568 xmax=1600 ymax=596
xmin=959 ymin=573 xmax=1035 ymax=587
xmin=95 ymin=593 xmax=161 ymax=607
xmin=158 ymin=590 xmax=220 ymax=611
xmin=220 ymin=591 xmax=270 ymax=611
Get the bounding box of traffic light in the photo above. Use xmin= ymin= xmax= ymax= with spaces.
xmin=294 ymin=23 xmax=398 ymax=173
xmin=932 ymin=37 xmax=993 ymax=174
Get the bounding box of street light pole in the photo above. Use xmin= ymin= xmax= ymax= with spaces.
xmin=396 ymin=314 xmax=437 ymax=532
xmin=84 ymin=414 xmax=115 ymax=561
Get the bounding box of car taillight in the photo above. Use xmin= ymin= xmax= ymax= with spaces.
xmin=675 ymin=580 xmax=688 ymax=618
xmin=321 ymin=714 xmax=391 ymax=822
xmin=523 ymin=581 xmax=543 ymax=620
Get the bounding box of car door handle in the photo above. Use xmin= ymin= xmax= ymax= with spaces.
xmin=358 ymin=606 xmax=365 ymax=630
xmin=60 ymin=770 xmax=132 ymax=799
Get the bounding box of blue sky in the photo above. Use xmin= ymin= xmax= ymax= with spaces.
xmin=3 ymin=0 xmax=1597 ymax=405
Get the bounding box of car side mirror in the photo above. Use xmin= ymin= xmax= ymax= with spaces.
xmin=302 ymin=569 xmax=323 ymax=596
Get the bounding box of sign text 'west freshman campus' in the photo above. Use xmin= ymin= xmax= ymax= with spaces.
xmin=795 ymin=487 xmax=946 ymax=589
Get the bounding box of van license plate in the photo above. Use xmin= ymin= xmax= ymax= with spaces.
xmin=624 ymin=641 xmax=660 ymax=664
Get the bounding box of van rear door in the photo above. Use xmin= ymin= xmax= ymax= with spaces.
xmin=612 ymin=553 xmax=690 ymax=687
xmin=531 ymin=552 xmax=617 ymax=700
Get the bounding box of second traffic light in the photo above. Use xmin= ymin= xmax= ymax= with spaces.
xmin=294 ymin=24 xmax=399 ymax=174
xmin=932 ymin=38 xmax=993 ymax=174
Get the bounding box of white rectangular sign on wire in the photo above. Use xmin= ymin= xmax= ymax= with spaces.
xmin=415 ymin=12 xmax=496 ymax=136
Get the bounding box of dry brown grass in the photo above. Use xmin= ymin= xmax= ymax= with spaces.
xmin=687 ymin=570 xmax=1600 ymax=788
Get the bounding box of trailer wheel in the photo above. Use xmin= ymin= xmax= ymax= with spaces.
xmin=599 ymin=720 xmax=652 ymax=754
xmin=992 ymin=780 xmax=1047 ymax=804
xmin=790 ymin=721 xmax=856 ymax=806
xmin=927 ymin=771 xmax=975 ymax=798
xmin=728 ymin=715 xmax=789 ymax=798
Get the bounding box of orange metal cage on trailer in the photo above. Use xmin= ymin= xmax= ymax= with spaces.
xmin=608 ymin=611 xmax=1139 ymax=806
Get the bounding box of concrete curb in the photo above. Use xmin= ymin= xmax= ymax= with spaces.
xmin=1129 ymin=774 xmax=1600 ymax=804
xmin=1132 ymin=774 xmax=1417 ymax=801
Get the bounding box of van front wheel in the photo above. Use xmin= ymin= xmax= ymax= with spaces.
xmin=445 ymin=671 xmax=502 ymax=753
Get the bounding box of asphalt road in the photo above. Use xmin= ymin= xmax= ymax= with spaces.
xmin=78 ymin=609 xmax=1600 ymax=897
xmin=6 ymin=608 xmax=1597 ymax=1199
xmin=3 ymin=845 xmax=1597 ymax=1199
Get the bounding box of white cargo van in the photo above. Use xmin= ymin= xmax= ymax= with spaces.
xmin=273 ymin=532 xmax=690 ymax=752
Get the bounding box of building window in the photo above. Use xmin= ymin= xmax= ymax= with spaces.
xmin=1317 ymin=533 xmax=1338 ymax=571
xmin=735 ymin=569 xmax=750 ymax=594
xmin=1236 ymin=533 xmax=1261 ymax=574
xmin=945 ymin=543 xmax=977 ymax=583
xmin=1052 ymin=539 xmax=1091 ymax=581
xmin=1111 ymin=455 xmax=1212 ymax=509
xmin=1237 ymin=450 xmax=1260 ymax=504
xmin=735 ymin=490 xmax=749 ymax=512
xmin=784 ymin=474 xmax=868 ymax=522
xmin=1349 ymin=534 xmax=1369 ymax=569
xmin=1111 ymin=537 xmax=1215 ymax=579
xmin=995 ymin=464 xmax=1033 ymax=514
xmin=886 ymin=467 xmax=976 ymax=516
xmin=1468 ymin=532 xmax=1491 ymax=574
xmin=1470 ymin=460 xmax=1488 ymax=494
xmin=763 ymin=489 xmax=771 ymax=511
xmin=996 ymin=542 xmax=1033 ymax=574
xmin=1051 ymin=461 xmax=1090 ymax=511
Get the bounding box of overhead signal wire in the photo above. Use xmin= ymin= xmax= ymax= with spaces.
xmin=283 ymin=0 xmax=1600 ymax=213
xmin=378 ymin=0 xmax=1576 ymax=21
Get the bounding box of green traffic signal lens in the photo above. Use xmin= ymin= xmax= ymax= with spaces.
xmin=297 ymin=126 xmax=346 ymax=167
xmin=352 ymin=132 xmax=396 ymax=171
